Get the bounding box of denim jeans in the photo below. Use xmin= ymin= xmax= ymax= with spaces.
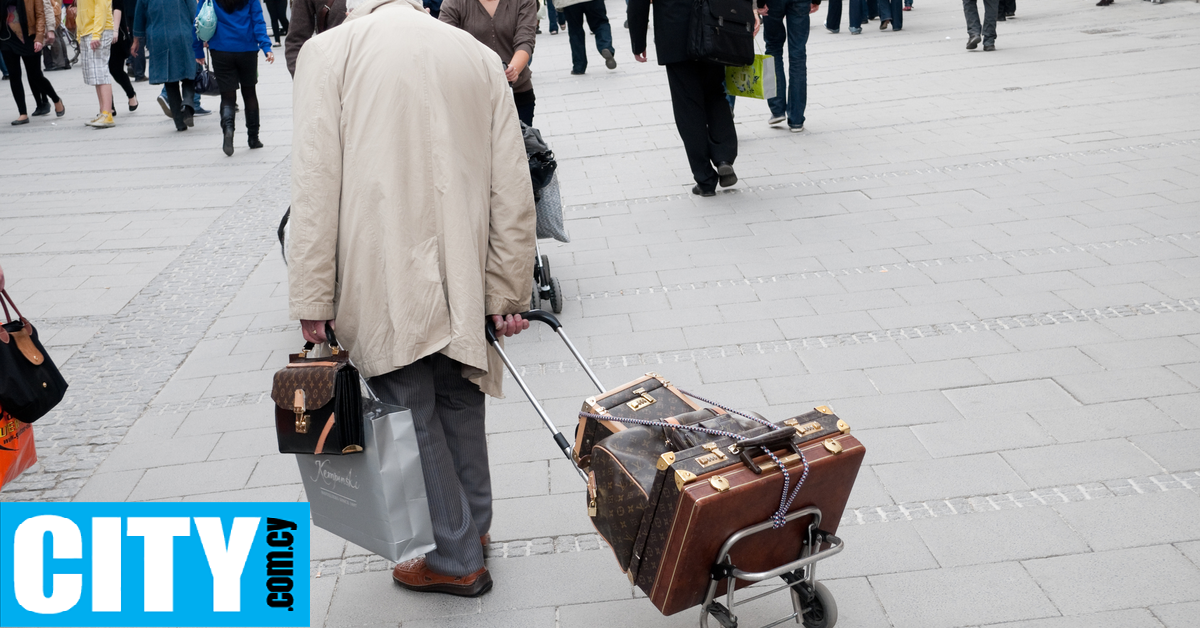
xmin=826 ymin=0 xmax=868 ymax=30
xmin=877 ymin=0 xmax=902 ymax=27
xmin=546 ymin=0 xmax=560 ymax=30
xmin=563 ymin=0 xmax=613 ymax=73
xmin=963 ymin=0 xmax=998 ymax=44
xmin=764 ymin=0 xmax=809 ymax=129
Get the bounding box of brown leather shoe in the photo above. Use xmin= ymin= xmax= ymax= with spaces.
xmin=392 ymin=557 xmax=493 ymax=597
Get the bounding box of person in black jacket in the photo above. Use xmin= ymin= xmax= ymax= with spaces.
xmin=629 ymin=0 xmax=757 ymax=196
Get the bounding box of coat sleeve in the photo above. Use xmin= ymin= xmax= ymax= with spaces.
xmin=250 ymin=0 xmax=271 ymax=53
xmin=628 ymin=0 xmax=650 ymax=56
xmin=32 ymin=0 xmax=46 ymax=44
xmin=41 ymin=0 xmax=53 ymax=33
xmin=284 ymin=0 xmax=313 ymax=75
xmin=483 ymin=59 xmax=536 ymax=316
xmin=79 ymin=0 xmax=110 ymax=39
xmin=288 ymin=37 xmax=343 ymax=322
xmin=133 ymin=0 xmax=146 ymax=39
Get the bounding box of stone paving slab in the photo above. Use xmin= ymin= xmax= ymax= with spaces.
xmin=2 ymin=0 xmax=1200 ymax=625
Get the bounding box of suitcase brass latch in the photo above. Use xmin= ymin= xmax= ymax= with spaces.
xmin=709 ymin=476 xmax=730 ymax=493
xmin=823 ymin=438 xmax=844 ymax=454
xmin=627 ymin=388 xmax=657 ymax=411
xmin=697 ymin=443 xmax=728 ymax=467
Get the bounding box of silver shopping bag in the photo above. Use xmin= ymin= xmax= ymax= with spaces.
xmin=296 ymin=388 xmax=435 ymax=562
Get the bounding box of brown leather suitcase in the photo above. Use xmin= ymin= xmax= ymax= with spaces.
xmin=587 ymin=409 xmax=761 ymax=573
xmin=633 ymin=412 xmax=863 ymax=616
xmin=574 ymin=372 xmax=701 ymax=468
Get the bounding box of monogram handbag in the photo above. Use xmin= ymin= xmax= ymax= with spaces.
xmin=271 ymin=325 xmax=365 ymax=455
xmin=0 ymin=291 xmax=69 ymax=424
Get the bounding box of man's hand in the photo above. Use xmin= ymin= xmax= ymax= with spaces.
xmin=753 ymin=10 xmax=761 ymax=36
xmin=196 ymin=57 xmax=205 ymax=64
xmin=130 ymin=38 xmax=139 ymax=56
xmin=301 ymin=319 xmax=335 ymax=344
xmin=809 ymin=2 xmax=819 ymax=13
xmin=634 ymin=51 xmax=647 ymax=63
xmin=492 ymin=313 xmax=529 ymax=338
xmin=46 ymin=30 xmax=55 ymax=43
xmin=265 ymin=51 xmax=275 ymax=63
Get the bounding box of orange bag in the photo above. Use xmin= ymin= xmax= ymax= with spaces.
xmin=0 ymin=406 xmax=37 ymax=490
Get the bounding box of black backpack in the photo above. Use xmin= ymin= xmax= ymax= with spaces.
xmin=687 ymin=0 xmax=756 ymax=66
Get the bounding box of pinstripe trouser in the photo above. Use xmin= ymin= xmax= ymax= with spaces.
xmin=369 ymin=353 xmax=490 ymax=576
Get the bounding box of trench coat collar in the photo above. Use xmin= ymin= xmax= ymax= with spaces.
xmin=346 ymin=0 xmax=424 ymax=21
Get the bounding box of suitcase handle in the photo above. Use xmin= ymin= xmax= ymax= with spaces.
xmin=735 ymin=428 xmax=801 ymax=474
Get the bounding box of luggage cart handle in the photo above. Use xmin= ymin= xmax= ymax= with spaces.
xmin=484 ymin=311 xmax=604 ymax=482
xmin=485 ymin=310 xmax=605 ymax=393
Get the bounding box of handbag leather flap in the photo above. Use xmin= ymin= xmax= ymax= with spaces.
xmin=9 ymin=320 xmax=44 ymax=366
xmin=708 ymin=0 xmax=754 ymax=25
xmin=272 ymin=365 xmax=337 ymax=410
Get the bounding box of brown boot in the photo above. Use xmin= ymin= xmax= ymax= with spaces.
xmin=392 ymin=557 xmax=492 ymax=597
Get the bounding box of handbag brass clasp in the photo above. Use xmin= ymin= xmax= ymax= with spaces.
xmin=627 ymin=388 xmax=657 ymax=411
xmin=294 ymin=389 xmax=310 ymax=434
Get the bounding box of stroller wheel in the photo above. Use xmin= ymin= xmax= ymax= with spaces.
xmin=549 ymin=277 xmax=563 ymax=314
xmin=540 ymin=254 xmax=552 ymax=283
xmin=530 ymin=284 xmax=540 ymax=311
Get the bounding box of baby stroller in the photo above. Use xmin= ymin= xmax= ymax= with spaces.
xmin=522 ymin=122 xmax=568 ymax=314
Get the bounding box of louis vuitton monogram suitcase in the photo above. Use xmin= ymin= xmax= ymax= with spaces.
xmin=574 ymin=372 xmax=701 ymax=468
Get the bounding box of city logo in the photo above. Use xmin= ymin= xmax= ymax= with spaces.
xmin=0 ymin=502 xmax=310 ymax=627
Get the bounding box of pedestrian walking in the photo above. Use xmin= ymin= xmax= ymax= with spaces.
xmin=132 ymin=0 xmax=200 ymax=130
xmin=962 ymin=0 xmax=997 ymax=50
xmin=438 ymin=0 xmax=537 ymax=125
xmin=76 ymin=0 xmax=116 ymax=127
xmin=289 ymin=0 xmax=535 ymax=597
xmin=284 ymin=0 xmax=346 ymax=76
xmin=544 ymin=0 xmax=560 ymax=33
xmin=2 ymin=0 xmax=65 ymax=124
xmin=262 ymin=0 xmax=287 ymax=42
xmin=629 ymin=0 xmax=754 ymax=196
xmin=877 ymin=0 xmax=900 ymax=29
xmin=556 ymin=0 xmax=615 ymax=75
xmin=125 ymin=0 xmax=146 ymax=79
xmin=107 ymin=0 xmax=138 ymax=112
xmin=194 ymin=0 xmax=273 ymax=155
xmin=825 ymin=0 xmax=867 ymax=33
xmin=996 ymin=0 xmax=1013 ymax=18
xmin=761 ymin=0 xmax=819 ymax=133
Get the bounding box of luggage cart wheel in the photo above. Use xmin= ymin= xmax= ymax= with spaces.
xmin=800 ymin=582 xmax=837 ymax=628
xmin=548 ymin=277 xmax=563 ymax=314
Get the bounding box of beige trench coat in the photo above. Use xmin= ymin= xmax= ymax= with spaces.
xmin=288 ymin=0 xmax=536 ymax=397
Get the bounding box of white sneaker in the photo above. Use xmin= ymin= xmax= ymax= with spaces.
xmin=768 ymin=114 xmax=786 ymax=126
xmin=789 ymin=125 xmax=805 ymax=133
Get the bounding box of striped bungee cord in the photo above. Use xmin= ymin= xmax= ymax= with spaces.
xmin=578 ymin=407 xmax=810 ymax=529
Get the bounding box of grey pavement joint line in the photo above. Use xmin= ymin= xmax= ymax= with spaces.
xmin=0 ymin=161 xmax=291 ymax=502
xmin=511 ymin=298 xmax=1200 ymax=377
xmin=306 ymin=470 xmax=1200 ymax=573
xmin=565 ymin=138 xmax=1200 ymax=212
xmin=570 ymin=231 xmax=1200 ymax=302
xmin=3 ymin=245 xmax=187 ymax=259
xmin=842 ymin=470 xmax=1200 ymax=527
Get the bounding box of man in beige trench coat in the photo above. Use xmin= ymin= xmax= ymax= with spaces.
xmin=287 ymin=0 xmax=537 ymax=597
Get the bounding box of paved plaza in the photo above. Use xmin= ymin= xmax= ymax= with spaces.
xmin=3 ymin=0 xmax=1200 ymax=625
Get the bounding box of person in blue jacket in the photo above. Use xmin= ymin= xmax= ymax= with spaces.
xmin=194 ymin=0 xmax=273 ymax=156
xmin=132 ymin=0 xmax=198 ymax=130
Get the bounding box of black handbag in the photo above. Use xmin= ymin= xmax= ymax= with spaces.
xmin=0 ymin=291 xmax=68 ymax=423
xmin=195 ymin=55 xmax=222 ymax=97
xmin=271 ymin=324 xmax=365 ymax=455
xmin=687 ymin=0 xmax=756 ymax=66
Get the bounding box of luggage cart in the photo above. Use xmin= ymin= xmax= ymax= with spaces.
xmin=486 ymin=310 xmax=845 ymax=628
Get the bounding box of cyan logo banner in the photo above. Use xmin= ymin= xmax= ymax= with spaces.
xmin=0 ymin=502 xmax=310 ymax=627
